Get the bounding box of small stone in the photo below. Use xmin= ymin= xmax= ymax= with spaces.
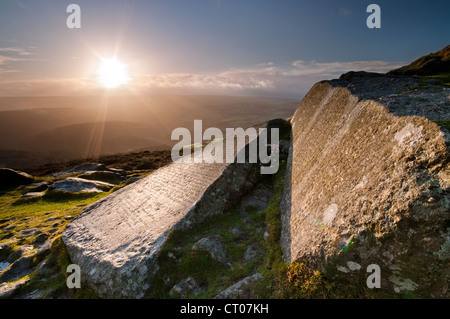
xmin=214 ymin=273 xmax=262 ymax=299
xmin=347 ymin=261 xmax=362 ymax=271
xmin=192 ymin=236 xmax=228 ymax=264
xmin=231 ymin=227 xmax=247 ymax=239
xmin=21 ymin=192 xmax=45 ymax=199
xmin=337 ymin=266 xmax=349 ymax=273
xmin=169 ymin=276 xmax=200 ymax=298
xmin=167 ymin=252 xmax=176 ymax=260
xmin=243 ymin=245 xmax=262 ymax=263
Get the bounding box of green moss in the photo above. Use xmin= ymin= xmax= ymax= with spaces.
xmin=13 ymin=237 xmax=99 ymax=299
xmin=434 ymin=120 xmax=450 ymax=131
xmin=142 ymin=176 xmax=275 ymax=299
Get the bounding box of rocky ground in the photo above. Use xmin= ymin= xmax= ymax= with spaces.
xmin=0 ymin=149 xmax=304 ymax=299
xmin=0 ymin=145 xmax=293 ymax=299
xmin=145 ymin=176 xmax=276 ymax=299
xmin=0 ymin=150 xmax=172 ymax=299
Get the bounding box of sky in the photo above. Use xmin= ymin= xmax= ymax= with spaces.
xmin=0 ymin=0 xmax=449 ymax=98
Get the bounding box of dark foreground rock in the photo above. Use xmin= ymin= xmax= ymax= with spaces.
xmin=0 ymin=168 xmax=34 ymax=189
xmin=62 ymin=131 xmax=272 ymax=298
xmin=281 ymin=71 xmax=449 ymax=298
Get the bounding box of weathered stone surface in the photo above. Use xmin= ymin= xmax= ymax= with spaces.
xmin=62 ymin=134 xmax=266 ymax=298
xmin=78 ymin=170 xmax=126 ymax=184
xmin=213 ymin=273 xmax=262 ymax=299
xmin=231 ymin=226 xmax=247 ymax=239
xmin=0 ymin=255 xmax=34 ymax=283
xmin=0 ymin=168 xmax=34 ymax=188
xmin=21 ymin=192 xmax=45 ymax=199
xmin=243 ymin=245 xmax=263 ymax=263
xmin=24 ymin=181 xmax=50 ymax=192
xmin=49 ymin=177 xmax=114 ymax=193
xmin=192 ymin=236 xmax=228 ymax=264
xmin=281 ymin=72 xmax=449 ymax=297
xmin=47 ymin=163 xmax=108 ymax=178
xmin=7 ymin=244 xmax=34 ymax=262
xmin=0 ymin=278 xmax=30 ymax=299
xmin=169 ymin=276 xmax=201 ymax=298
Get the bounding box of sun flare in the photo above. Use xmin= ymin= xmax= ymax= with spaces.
xmin=97 ymin=57 xmax=130 ymax=88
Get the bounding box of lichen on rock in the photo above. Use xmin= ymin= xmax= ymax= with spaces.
xmin=281 ymin=72 xmax=449 ymax=298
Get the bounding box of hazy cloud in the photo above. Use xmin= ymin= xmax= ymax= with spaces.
xmin=0 ymin=47 xmax=33 ymax=76
xmin=128 ymin=60 xmax=403 ymax=97
xmin=292 ymin=60 xmax=306 ymax=68
xmin=257 ymin=62 xmax=274 ymax=67
xmin=14 ymin=0 xmax=31 ymax=10
xmin=0 ymin=47 xmax=31 ymax=56
xmin=0 ymin=59 xmax=404 ymax=98
xmin=339 ymin=8 xmax=352 ymax=18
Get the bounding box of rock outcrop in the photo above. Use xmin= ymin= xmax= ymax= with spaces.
xmin=48 ymin=163 xmax=126 ymax=179
xmin=61 ymin=129 xmax=278 ymax=298
xmin=0 ymin=168 xmax=34 ymax=189
xmin=389 ymin=45 xmax=450 ymax=76
xmin=49 ymin=177 xmax=114 ymax=193
xmin=281 ymin=71 xmax=449 ymax=297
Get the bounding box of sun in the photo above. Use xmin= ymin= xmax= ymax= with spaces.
xmin=97 ymin=57 xmax=130 ymax=88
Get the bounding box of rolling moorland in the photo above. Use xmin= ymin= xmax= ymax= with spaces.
xmin=0 ymin=95 xmax=299 ymax=169
xmin=0 ymin=45 xmax=449 ymax=299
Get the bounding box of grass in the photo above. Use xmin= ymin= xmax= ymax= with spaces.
xmin=0 ymin=185 xmax=112 ymax=298
xmin=144 ymin=195 xmax=268 ymax=299
xmin=250 ymin=161 xmax=394 ymax=299
xmin=0 ymin=149 xmax=173 ymax=299
xmin=1 ymin=147 xmax=402 ymax=299
xmin=417 ymin=72 xmax=450 ymax=87
xmin=434 ymin=120 xmax=450 ymax=131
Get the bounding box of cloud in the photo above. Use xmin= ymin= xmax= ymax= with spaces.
xmin=14 ymin=0 xmax=31 ymax=10
xmin=257 ymin=62 xmax=274 ymax=67
xmin=339 ymin=8 xmax=352 ymax=18
xmin=292 ymin=60 xmax=305 ymax=68
xmin=0 ymin=59 xmax=404 ymax=98
xmin=0 ymin=47 xmax=34 ymax=76
xmin=122 ymin=59 xmax=403 ymax=97
xmin=0 ymin=47 xmax=31 ymax=56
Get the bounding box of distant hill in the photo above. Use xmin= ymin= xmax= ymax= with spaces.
xmin=389 ymin=45 xmax=450 ymax=76
xmin=0 ymin=95 xmax=299 ymax=168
